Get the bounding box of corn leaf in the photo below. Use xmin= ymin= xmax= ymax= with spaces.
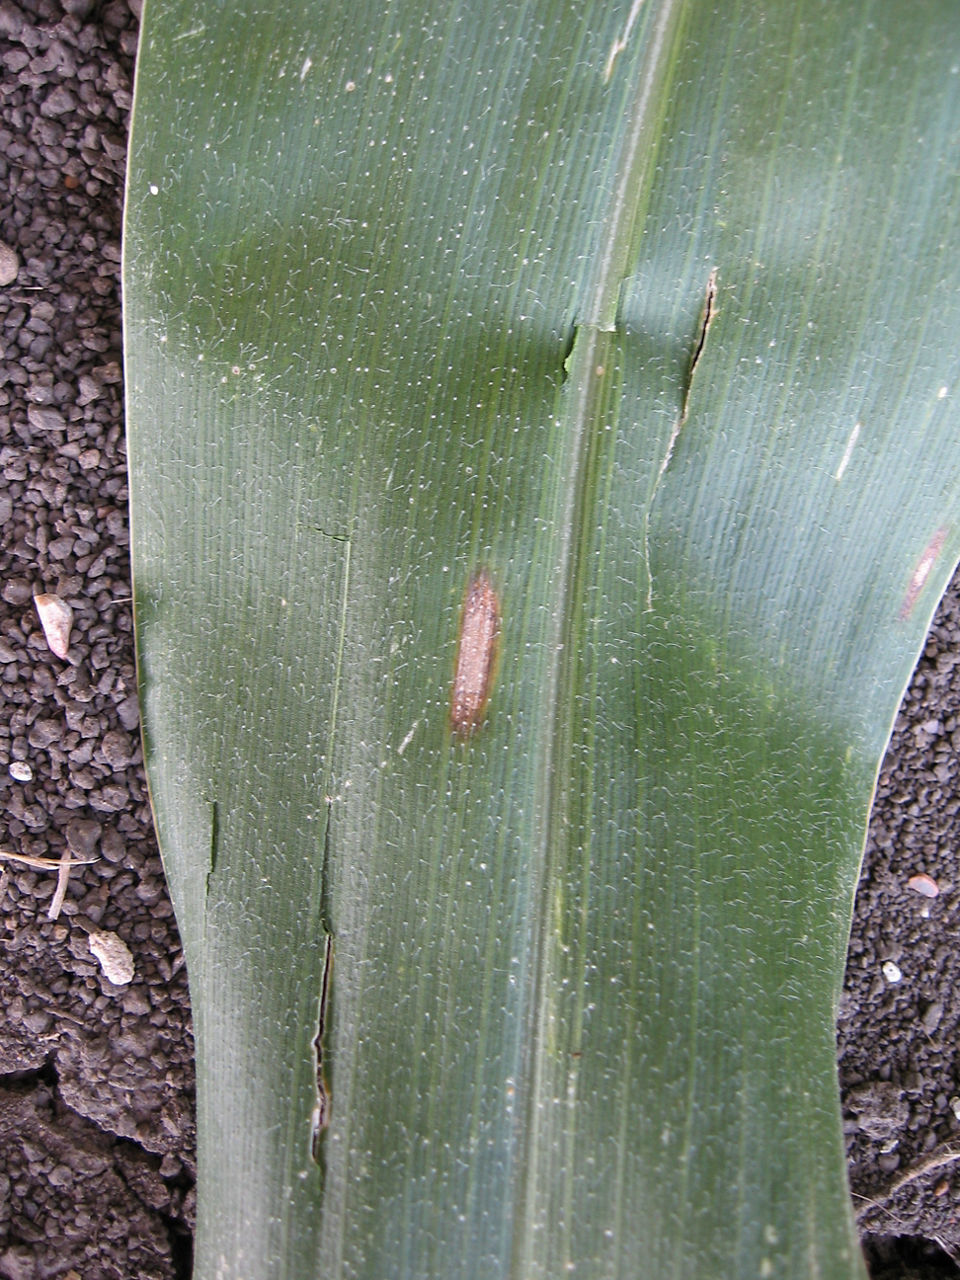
xmin=124 ymin=1 xmax=960 ymax=1276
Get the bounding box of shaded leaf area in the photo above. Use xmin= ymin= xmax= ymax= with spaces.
xmin=124 ymin=0 xmax=960 ymax=1276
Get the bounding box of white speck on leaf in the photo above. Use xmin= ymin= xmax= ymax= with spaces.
xmin=835 ymin=421 xmax=860 ymax=480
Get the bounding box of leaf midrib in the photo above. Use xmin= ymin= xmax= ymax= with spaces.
xmin=515 ymin=3 xmax=687 ymax=1272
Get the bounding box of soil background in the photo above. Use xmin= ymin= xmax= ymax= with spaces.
xmin=1 ymin=2 xmax=960 ymax=1277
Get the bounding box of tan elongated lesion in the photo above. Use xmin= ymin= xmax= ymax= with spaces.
xmin=450 ymin=568 xmax=500 ymax=735
xmin=898 ymin=525 xmax=948 ymax=620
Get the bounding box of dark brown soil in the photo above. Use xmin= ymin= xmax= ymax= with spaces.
xmin=0 ymin=1 xmax=958 ymax=1277
xmin=841 ymin=584 xmax=960 ymax=1277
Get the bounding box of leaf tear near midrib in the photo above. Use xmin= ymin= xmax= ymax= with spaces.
xmin=642 ymin=266 xmax=718 ymax=611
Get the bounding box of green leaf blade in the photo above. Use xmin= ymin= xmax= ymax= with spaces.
xmin=124 ymin=1 xmax=960 ymax=1276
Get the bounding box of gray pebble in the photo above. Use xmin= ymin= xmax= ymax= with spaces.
xmin=100 ymin=728 xmax=134 ymax=768
xmin=66 ymin=817 xmax=102 ymax=857
xmin=40 ymin=85 xmax=78 ymax=116
xmin=26 ymin=403 xmax=66 ymax=432
xmin=2 ymin=579 xmax=34 ymax=606
xmin=922 ymin=1000 xmax=944 ymax=1035
xmin=100 ymin=827 xmax=127 ymax=864
xmin=47 ymin=1164 xmax=74 ymax=1189
xmin=116 ymin=695 xmax=140 ymax=730
xmin=91 ymin=783 xmax=130 ymax=811
xmin=77 ymin=372 xmax=103 ymax=404
xmin=0 ymin=3 xmax=24 ymax=38
xmin=28 ymin=718 xmax=62 ymax=748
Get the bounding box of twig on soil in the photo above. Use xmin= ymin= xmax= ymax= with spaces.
xmin=47 ymin=850 xmax=73 ymax=922
xmin=0 ymin=848 xmax=98 ymax=922
xmin=855 ymin=1145 xmax=960 ymax=1220
xmin=934 ymin=1235 xmax=960 ymax=1269
xmin=0 ymin=849 xmax=97 ymax=870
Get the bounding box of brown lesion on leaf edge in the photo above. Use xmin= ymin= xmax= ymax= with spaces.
xmin=898 ymin=525 xmax=949 ymax=621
